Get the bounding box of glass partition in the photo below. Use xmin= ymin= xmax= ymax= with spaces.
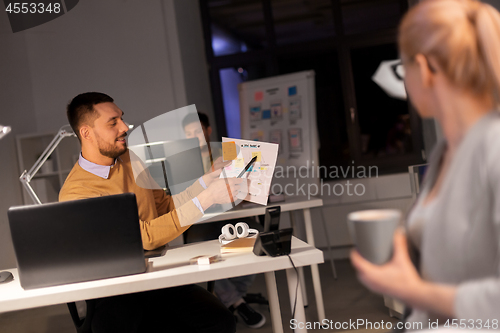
xmin=127 ymin=105 xmax=246 ymax=225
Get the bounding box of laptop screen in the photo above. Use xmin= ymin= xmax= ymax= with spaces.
xmin=8 ymin=193 xmax=146 ymax=290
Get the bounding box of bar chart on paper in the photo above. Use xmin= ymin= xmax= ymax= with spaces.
xmin=220 ymin=138 xmax=279 ymax=205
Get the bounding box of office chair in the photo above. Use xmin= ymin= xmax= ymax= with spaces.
xmin=67 ymin=300 xmax=96 ymax=333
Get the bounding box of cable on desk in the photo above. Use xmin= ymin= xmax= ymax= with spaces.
xmin=287 ymin=254 xmax=299 ymax=319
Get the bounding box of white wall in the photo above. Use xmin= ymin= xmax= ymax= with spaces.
xmin=0 ymin=0 xmax=213 ymax=269
xmin=172 ymin=0 xmax=217 ymax=136
xmin=0 ymin=16 xmax=38 ymax=270
xmin=23 ymin=1 xmax=183 ymax=132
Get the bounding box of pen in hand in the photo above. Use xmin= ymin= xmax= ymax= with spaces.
xmin=237 ymin=156 xmax=257 ymax=178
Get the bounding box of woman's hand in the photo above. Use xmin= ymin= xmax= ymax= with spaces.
xmin=201 ymin=157 xmax=231 ymax=187
xmin=351 ymin=229 xmax=457 ymax=316
xmin=350 ymin=229 xmax=423 ymax=303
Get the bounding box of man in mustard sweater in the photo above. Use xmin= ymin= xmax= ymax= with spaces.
xmin=59 ymin=92 xmax=243 ymax=333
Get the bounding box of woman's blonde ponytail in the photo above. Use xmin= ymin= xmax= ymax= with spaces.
xmin=475 ymin=2 xmax=500 ymax=103
xmin=399 ymin=0 xmax=500 ymax=103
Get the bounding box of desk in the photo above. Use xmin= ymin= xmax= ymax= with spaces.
xmin=0 ymin=237 xmax=323 ymax=333
xmin=200 ymin=195 xmax=327 ymax=323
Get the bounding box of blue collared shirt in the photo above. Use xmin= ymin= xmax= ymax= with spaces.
xmin=78 ymin=153 xmax=206 ymax=214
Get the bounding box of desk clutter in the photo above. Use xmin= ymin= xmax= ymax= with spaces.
xmin=189 ymin=255 xmax=222 ymax=265
xmin=218 ymin=222 xmax=259 ymax=245
xmin=1 ymin=191 xmax=325 ymax=330
xmin=217 ymin=206 xmax=293 ymax=257
xmin=7 ymin=196 xmax=291 ymax=290
xmin=253 ymin=228 xmax=293 ymax=257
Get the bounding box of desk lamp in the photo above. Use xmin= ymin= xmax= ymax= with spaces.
xmin=19 ymin=125 xmax=76 ymax=205
xmin=372 ymin=59 xmax=407 ymax=100
xmin=0 ymin=125 xmax=11 ymax=140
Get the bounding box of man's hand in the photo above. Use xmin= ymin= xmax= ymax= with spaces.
xmin=211 ymin=156 xmax=232 ymax=172
xmin=201 ymin=156 xmax=231 ymax=187
xmin=197 ymin=177 xmax=249 ymax=211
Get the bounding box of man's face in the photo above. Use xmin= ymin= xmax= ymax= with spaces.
xmin=184 ymin=122 xmax=210 ymax=148
xmin=91 ymin=102 xmax=129 ymax=159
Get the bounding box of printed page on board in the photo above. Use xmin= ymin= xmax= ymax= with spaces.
xmin=220 ymin=138 xmax=279 ymax=205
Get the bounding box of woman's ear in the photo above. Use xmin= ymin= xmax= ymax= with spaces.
xmin=414 ymin=54 xmax=435 ymax=88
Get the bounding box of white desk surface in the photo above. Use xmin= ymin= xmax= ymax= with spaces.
xmin=199 ymin=195 xmax=323 ymax=223
xmin=0 ymin=237 xmax=323 ymax=314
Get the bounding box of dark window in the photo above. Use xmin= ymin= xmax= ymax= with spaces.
xmin=271 ymin=0 xmax=336 ymax=45
xmin=351 ymin=43 xmax=413 ymax=158
xmin=277 ymin=52 xmax=350 ymax=168
xmin=208 ymin=0 xmax=267 ymax=56
xmin=219 ymin=63 xmax=268 ymax=138
xmin=200 ymin=0 xmax=425 ymax=178
xmin=341 ymin=0 xmax=405 ymax=35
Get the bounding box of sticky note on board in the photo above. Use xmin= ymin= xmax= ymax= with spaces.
xmin=255 ymin=91 xmax=264 ymax=101
xmin=251 ymin=151 xmax=262 ymax=162
xmin=288 ymin=86 xmax=297 ymax=96
xmin=222 ymin=142 xmax=237 ymax=161
xmin=235 ymin=158 xmax=245 ymax=168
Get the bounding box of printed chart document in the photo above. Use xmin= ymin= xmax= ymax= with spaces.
xmin=220 ymin=138 xmax=279 ymax=205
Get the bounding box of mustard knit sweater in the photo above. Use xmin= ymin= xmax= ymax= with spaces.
xmin=59 ymin=150 xmax=204 ymax=250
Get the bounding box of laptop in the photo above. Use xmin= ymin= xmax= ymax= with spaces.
xmin=8 ymin=193 xmax=147 ymax=290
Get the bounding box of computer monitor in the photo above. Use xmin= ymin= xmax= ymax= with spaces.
xmin=145 ymin=138 xmax=205 ymax=195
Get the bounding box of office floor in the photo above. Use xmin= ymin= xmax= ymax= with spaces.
xmin=0 ymin=259 xmax=400 ymax=333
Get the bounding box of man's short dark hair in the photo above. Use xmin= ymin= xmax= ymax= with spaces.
xmin=67 ymin=92 xmax=114 ymax=141
xmin=182 ymin=112 xmax=210 ymax=130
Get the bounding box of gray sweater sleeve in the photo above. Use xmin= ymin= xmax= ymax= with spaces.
xmin=455 ymin=279 xmax=500 ymax=321
xmin=454 ymin=122 xmax=500 ymax=322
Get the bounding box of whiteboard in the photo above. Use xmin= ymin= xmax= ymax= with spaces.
xmin=239 ymin=71 xmax=319 ymax=172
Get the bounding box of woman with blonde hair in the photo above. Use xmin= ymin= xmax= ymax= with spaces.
xmin=351 ymin=0 xmax=500 ymax=328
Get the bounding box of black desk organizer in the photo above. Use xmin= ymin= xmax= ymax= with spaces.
xmin=253 ymin=206 xmax=293 ymax=257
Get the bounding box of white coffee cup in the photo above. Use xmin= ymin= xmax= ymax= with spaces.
xmin=348 ymin=209 xmax=401 ymax=265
